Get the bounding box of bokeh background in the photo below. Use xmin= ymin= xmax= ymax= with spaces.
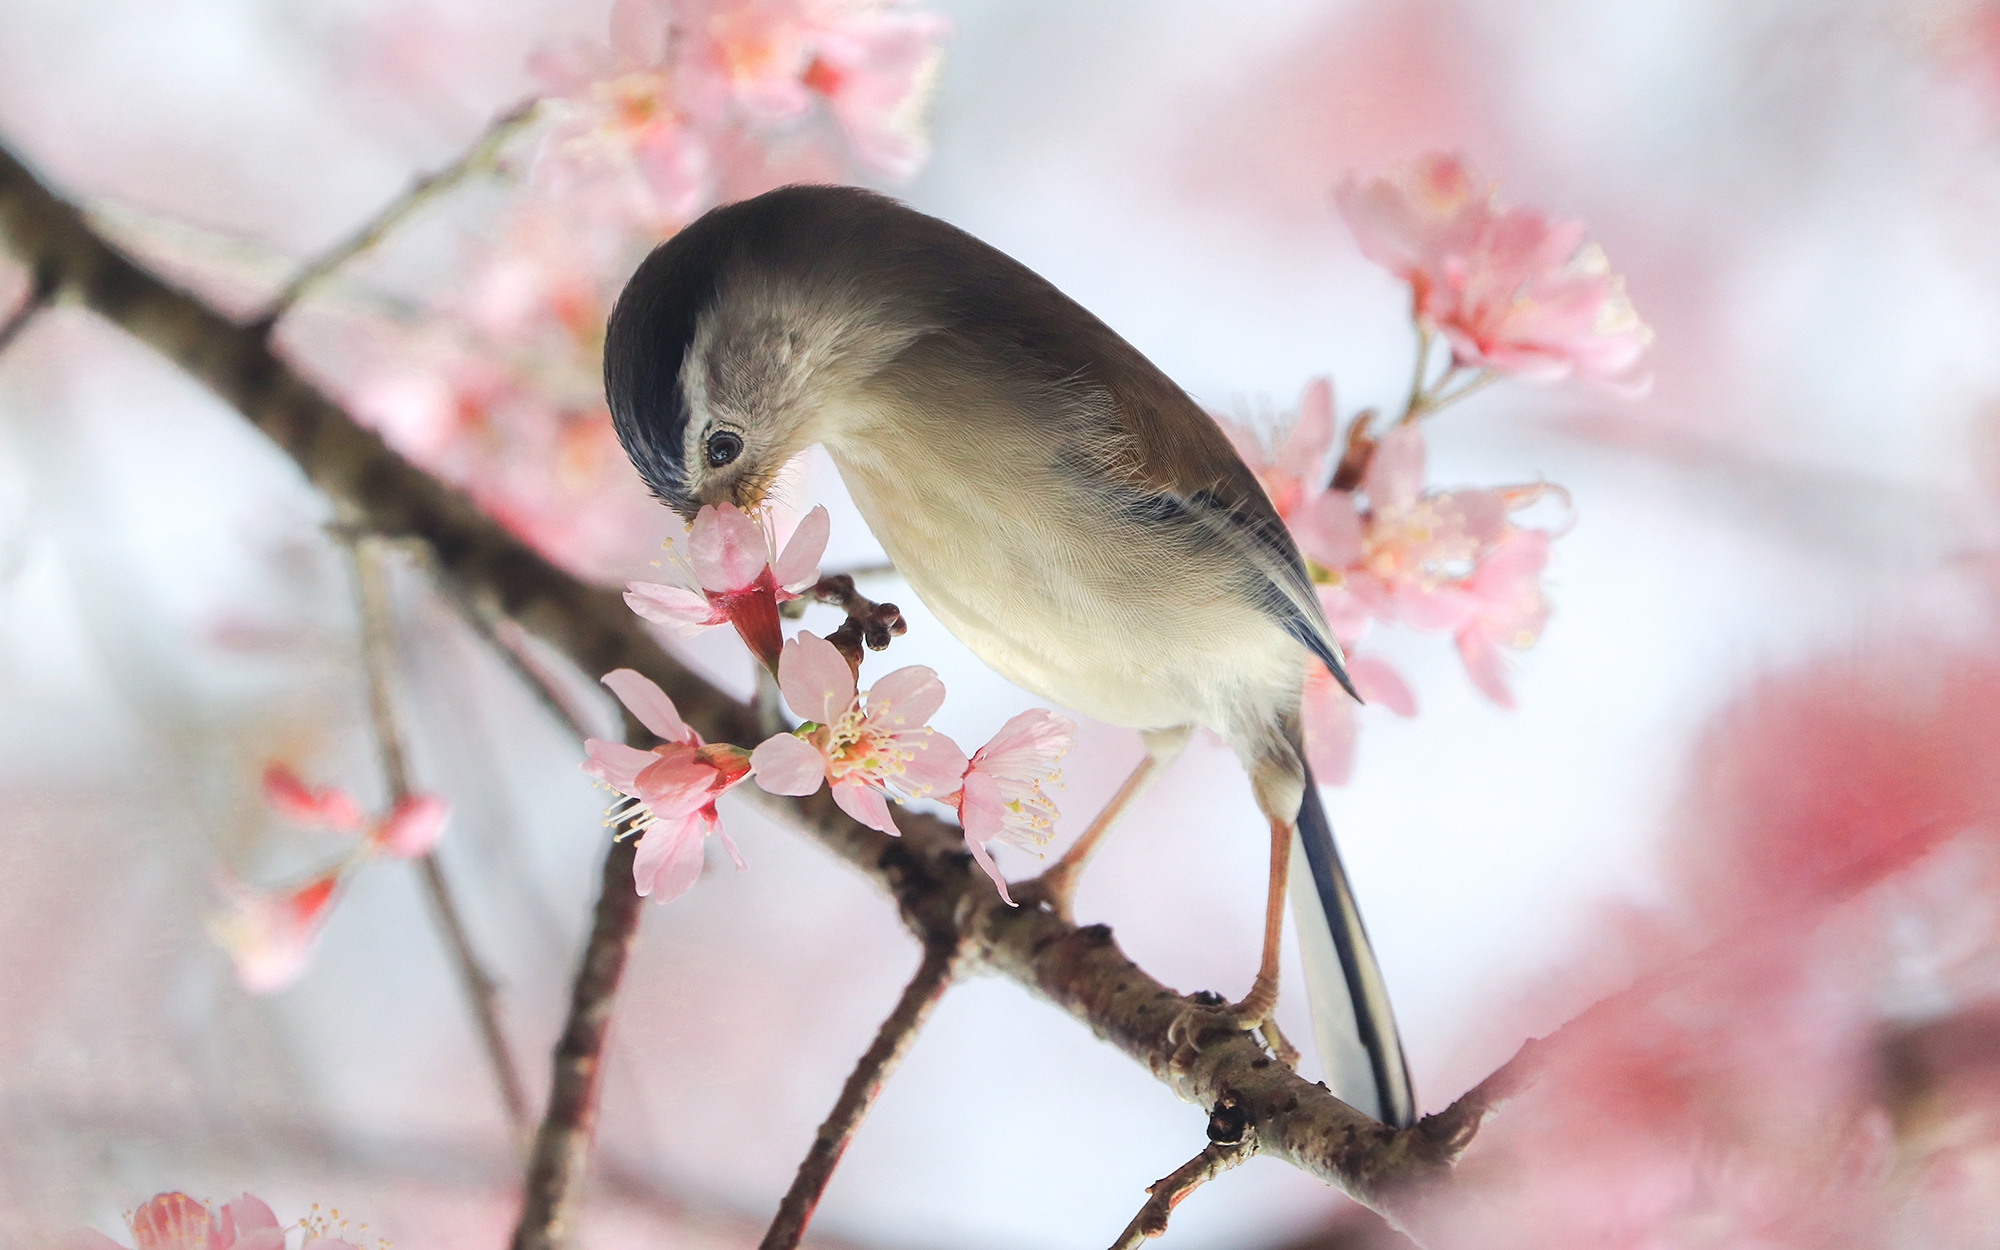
xmin=4 ymin=0 xmax=2000 ymax=1247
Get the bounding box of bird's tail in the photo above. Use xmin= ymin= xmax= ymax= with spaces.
xmin=1288 ymin=770 xmax=1416 ymax=1127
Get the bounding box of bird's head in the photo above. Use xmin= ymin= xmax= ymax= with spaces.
xmin=603 ymin=187 xmax=913 ymax=520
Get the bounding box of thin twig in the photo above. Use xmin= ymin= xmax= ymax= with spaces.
xmin=0 ymin=260 xmax=53 ymax=355
xmin=349 ymin=534 xmax=534 ymax=1156
xmin=801 ymin=573 xmax=907 ymax=672
xmin=1108 ymin=1139 xmax=1254 ymax=1250
xmin=759 ymin=939 xmax=963 ymax=1250
xmin=1399 ymin=323 xmax=1433 ymax=424
xmin=257 ymin=98 xmax=542 ymax=323
xmin=512 ymin=838 xmax=646 ymax=1250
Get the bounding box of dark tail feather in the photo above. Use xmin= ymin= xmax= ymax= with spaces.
xmin=1289 ymin=769 xmax=1415 ymax=1127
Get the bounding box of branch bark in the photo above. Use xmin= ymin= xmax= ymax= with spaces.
xmin=349 ymin=534 xmax=535 ymax=1156
xmin=0 ymin=136 xmax=1538 ymax=1240
xmin=759 ymin=939 xmax=962 ymax=1250
xmin=1108 ymin=1140 xmax=1252 ymax=1250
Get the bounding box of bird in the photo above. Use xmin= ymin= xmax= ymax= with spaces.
xmin=601 ymin=183 xmax=1415 ymax=1127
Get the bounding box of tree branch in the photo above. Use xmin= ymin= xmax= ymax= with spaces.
xmin=256 ymin=98 xmax=543 ymax=323
xmin=0 ymin=135 xmax=1542 ymax=1240
xmin=759 ymin=938 xmax=963 ymax=1250
xmin=1108 ymin=1139 xmax=1253 ymax=1250
xmin=348 ymin=533 xmax=535 ymax=1156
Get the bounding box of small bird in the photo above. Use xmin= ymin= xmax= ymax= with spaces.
xmin=603 ymin=184 xmax=1415 ymax=1126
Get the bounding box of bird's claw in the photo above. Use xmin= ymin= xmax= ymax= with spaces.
xmin=1166 ymin=986 xmax=1298 ymax=1069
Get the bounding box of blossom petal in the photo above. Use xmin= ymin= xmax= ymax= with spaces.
xmin=625 ymin=581 xmax=720 ymax=630
xmin=210 ymin=872 xmax=341 ymax=996
xmin=1457 ymin=628 xmax=1517 ymax=709
xmin=773 ymin=505 xmax=830 ymax=592
xmin=865 ymin=664 xmax=947 ymax=728
xmin=833 ymin=781 xmax=901 ymax=836
xmin=601 ymin=669 xmax=694 ymax=744
xmin=688 ymin=503 xmax=770 ymax=592
xmin=1347 ymin=655 xmax=1418 ymax=718
xmin=778 ymin=631 xmax=856 ymax=724
xmin=750 ymin=733 xmax=828 ymax=796
xmin=220 ymin=1195 xmax=282 ymax=1240
xmin=370 ymin=794 xmax=450 ymax=859
xmin=632 ymin=814 xmax=709 ymax=903
xmin=261 ymin=764 xmax=364 ymax=832
xmin=898 ymin=730 xmax=970 ymax=799
xmin=580 ymin=739 xmax=660 ymax=796
xmin=1300 ymin=671 xmax=1360 ymax=785
xmin=959 ymin=782 xmax=1017 ymax=907
xmin=1283 ymin=377 xmax=1336 ymax=472
xmin=128 ymin=1193 xmax=221 ymax=1250
xmin=1364 ymin=426 xmax=1426 ymax=515
xmin=1292 ymin=489 xmax=1366 ymax=570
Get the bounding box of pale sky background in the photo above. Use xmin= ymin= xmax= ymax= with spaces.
xmin=1 ymin=0 xmax=1997 ymax=1247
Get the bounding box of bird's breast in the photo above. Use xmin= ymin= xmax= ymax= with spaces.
xmin=821 ymin=419 xmax=1298 ymax=733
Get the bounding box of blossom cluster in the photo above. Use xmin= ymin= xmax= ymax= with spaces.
xmin=209 ymin=765 xmax=450 ymax=995
xmin=587 ymin=502 xmax=1073 ymax=906
xmin=1216 ymin=152 xmax=1646 ymax=782
xmin=343 ymin=0 xmax=946 ymax=580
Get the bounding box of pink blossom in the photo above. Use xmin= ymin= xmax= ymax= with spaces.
xmin=1337 ymin=152 xmax=1653 ymax=390
xmin=69 ymin=1192 xmax=360 ymax=1250
xmin=1216 ymin=377 xmax=1337 ymax=523
xmin=951 ymin=709 xmax=1074 ymax=905
xmin=261 ymin=763 xmax=363 ymax=832
xmin=1451 ymin=528 xmax=1553 ymax=709
xmin=531 ymin=0 xmax=712 ymax=223
xmin=581 ymin=669 xmax=754 ymax=902
xmin=625 ymin=503 xmax=828 ymax=667
xmin=259 ymin=765 xmax=451 ymax=862
xmin=1299 ymin=653 xmax=1416 ymax=785
xmin=1295 ymin=424 xmax=1564 ymax=703
xmin=209 ymin=871 xmax=341 ymax=995
xmin=750 ymin=631 xmax=967 ymax=836
xmin=366 ymin=794 xmax=451 ymax=860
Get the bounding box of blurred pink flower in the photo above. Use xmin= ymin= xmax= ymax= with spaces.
xmin=366 ymin=794 xmax=451 ymax=860
xmin=751 ymin=630 xmax=967 ymax=836
xmin=1299 ymin=652 xmax=1416 ymax=785
xmin=1216 ymin=377 xmax=1337 ymax=523
xmin=625 ymin=503 xmax=828 ymax=667
xmin=532 ymin=0 xmax=712 ymax=222
xmin=1337 ymin=152 xmax=1653 ymax=390
xmin=68 ymin=1192 xmax=290 ymax=1250
xmin=261 ymin=763 xmax=363 ymax=832
xmin=209 ymin=871 xmax=342 ymax=995
xmin=952 ymin=708 xmax=1074 ymax=905
xmin=1297 ymin=424 xmax=1564 ymax=704
xmin=678 ymin=0 xmax=948 ymax=177
xmin=1425 ymin=642 xmax=2000 ymax=1248
xmin=259 ymin=764 xmax=451 ymax=862
xmin=582 ymin=669 xmax=753 ymax=902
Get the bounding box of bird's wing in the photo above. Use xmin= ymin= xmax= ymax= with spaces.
xmin=1097 ymin=366 xmax=1358 ymax=698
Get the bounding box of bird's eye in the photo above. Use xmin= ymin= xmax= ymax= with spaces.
xmin=705 ymin=431 xmax=744 ymax=468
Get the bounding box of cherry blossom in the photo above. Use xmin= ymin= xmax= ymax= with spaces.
xmin=951 ymin=708 xmax=1074 ymax=905
xmin=1293 ymin=424 xmax=1564 ymax=704
xmin=1215 ymin=377 xmax=1336 ymax=524
xmin=1337 ymin=151 xmax=1653 ymax=391
xmin=625 ymin=503 xmax=829 ymax=667
xmin=209 ymin=871 xmax=342 ymax=995
xmin=68 ymin=1191 xmax=364 ymax=1250
xmin=581 ymin=669 xmax=754 ymax=902
xmin=259 ymin=764 xmax=451 ymax=862
xmin=750 ymin=630 xmax=967 ymax=836
xmin=531 ymin=0 xmax=712 ymax=223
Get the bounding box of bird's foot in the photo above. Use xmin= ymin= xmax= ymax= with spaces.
xmin=1166 ymin=975 xmax=1298 ymax=1068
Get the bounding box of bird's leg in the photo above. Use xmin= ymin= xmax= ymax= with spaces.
xmin=1015 ymin=727 xmax=1189 ymax=922
xmin=1231 ymin=814 xmax=1292 ymax=1028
